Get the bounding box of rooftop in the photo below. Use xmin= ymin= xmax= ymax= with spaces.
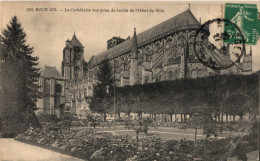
xmin=88 ymin=10 xmax=200 ymax=67
xmin=41 ymin=65 xmax=63 ymax=79
xmin=71 ymin=34 xmax=84 ymax=48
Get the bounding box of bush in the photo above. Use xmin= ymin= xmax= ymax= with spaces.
xmin=15 ymin=122 xmax=257 ymax=161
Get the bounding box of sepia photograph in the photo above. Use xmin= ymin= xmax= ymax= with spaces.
xmin=0 ymin=1 xmax=259 ymax=161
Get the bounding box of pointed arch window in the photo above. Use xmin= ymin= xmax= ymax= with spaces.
xmin=168 ymin=71 xmax=173 ymax=80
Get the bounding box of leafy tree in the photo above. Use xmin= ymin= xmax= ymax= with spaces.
xmin=89 ymin=58 xmax=115 ymax=121
xmin=189 ymin=113 xmax=203 ymax=142
xmin=201 ymin=112 xmax=218 ymax=160
xmin=86 ymin=113 xmax=102 ymax=145
xmin=0 ymin=16 xmax=41 ymax=134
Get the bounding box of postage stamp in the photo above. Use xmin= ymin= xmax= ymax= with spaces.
xmin=224 ymin=3 xmax=259 ymax=45
xmin=194 ymin=18 xmax=245 ymax=70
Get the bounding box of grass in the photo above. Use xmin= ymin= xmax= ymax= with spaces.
xmin=73 ymin=126 xmax=240 ymax=141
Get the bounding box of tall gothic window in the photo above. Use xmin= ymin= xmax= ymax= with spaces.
xmin=189 ymin=43 xmax=194 ymax=55
xmin=197 ymin=70 xmax=204 ymax=78
xmin=158 ymin=75 xmax=162 ymax=82
xmin=192 ymin=70 xmax=197 ymax=78
xmin=168 ymin=71 xmax=173 ymax=80
xmin=144 ymin=76 xmax=149 ymax=84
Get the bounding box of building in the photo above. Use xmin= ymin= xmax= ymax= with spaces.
xmin=61 ymin=34 xmax=89 ymax=118
xmin=36 ymin=65 xmax=65 ymax=116
xmin=86 ymin=9 xmax=252 ymax=93
xmin=57 ymin=9 xmax=252 ymax=117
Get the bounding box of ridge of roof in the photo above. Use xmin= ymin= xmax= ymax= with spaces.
xmin=71 ymin=34 xmax=84 ymax=48
xmin=89 ymin=10 xmax=200 ymax=67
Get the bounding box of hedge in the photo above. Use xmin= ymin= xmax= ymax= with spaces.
xmin=111 ymin=72 xmax=259 ymax=115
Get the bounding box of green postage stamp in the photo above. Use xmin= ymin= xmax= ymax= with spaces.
xmin=224 ymin=3 xmax=259 ymax=45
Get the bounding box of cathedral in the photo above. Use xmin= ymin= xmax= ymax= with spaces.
xmin=37 ymin=9 xmax=252 ymax=117
xmin=86 ymin=9 xmax=252 ymax=92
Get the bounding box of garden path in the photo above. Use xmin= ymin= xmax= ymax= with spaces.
xmin=0 ymin=138 xmax=83 ymax=161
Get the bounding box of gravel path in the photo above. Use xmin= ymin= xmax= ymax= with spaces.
xmin=0 ymin=138 xmax=83 ymax=161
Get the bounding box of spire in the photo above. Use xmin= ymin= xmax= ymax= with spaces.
xmin=131 ymin=27 xmax=138 ymax=58
xmin=71 ymin=33 xmax=84 ymax=48
xmin=199 ymin=17 xmax=201 ymax=24
xmin=188 ymin=3 xmax=190 ymax=10
xmin=249 ymin=45 xmax=252 ymax=55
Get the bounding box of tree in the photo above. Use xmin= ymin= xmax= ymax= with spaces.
xmin=1 ymin=16 xmax=41 ymax=134
xmin=201 ymin=112 xmax=217 ymax=161
xmin=86 ymin=113 xmax=101 ymax=145
xmin=189 ymin=113 xmax=203 ymax=142
xmin=89 ymin=58 xmax=115 ymax=121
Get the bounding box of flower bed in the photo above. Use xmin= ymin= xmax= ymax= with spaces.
xmin=15 ymin=124 xmax=257 ymax=161
xmin=15 ymin=126 xmax=135 ymax=161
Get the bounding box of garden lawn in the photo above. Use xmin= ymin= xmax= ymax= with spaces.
xmin=73 ymin=126 xmax=241 ymax=141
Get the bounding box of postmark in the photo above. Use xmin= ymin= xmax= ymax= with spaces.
xmin=224 ymin=3 xmax=259 ymax=45
xmin=194 ymin=18 xmax=246 ymax=70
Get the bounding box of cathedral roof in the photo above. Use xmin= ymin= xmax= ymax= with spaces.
xmin=89 ymin=10 xmax=200 ymax=67
xmin=71 ymin=34 xmax=84 ymax=48
xmin=41 ymin=65 xmax=63 ymax=79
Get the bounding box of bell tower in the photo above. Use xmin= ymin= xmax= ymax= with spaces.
xmin=62 ymin=34 xmax=84 ymax=81
xmin=62 ymin=39 xmax=74 ymax=80
xmin=62 ymin=34 xmax=85 ymax=114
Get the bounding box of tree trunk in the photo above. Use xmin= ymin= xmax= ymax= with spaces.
xmin=175 ymin=113 xmax=177 ymax=122
xmin=204 ymin=138 xmax=207 ymax=160
xmin=181 ymin=114 xmax=183 ymax=122
xmin=233 ymin=115 xmax=236 ymax=122
xmin=221 ymin=112 xmax=224 ymax=122
xmin=136 ymin=131 xmax=139 ymax=154
xmin=104 ymin=113 xmax=107 ymax=121
xmin=94 ymin=126 xmax=96 ymax=145
xmin=226 ymin=113 xmax=228 ymax=122
xmin=117 ymin=112 xmax=120 ymax=119
xmin=154 ymin=114 xmax=156 ymax=121
xmin=239 ymin=114 xmax=243 ymax=121
xmin=170 ymin=114 xmax=173 ymax=122
xmin=195 ymin=127 xmax=197 ymax=142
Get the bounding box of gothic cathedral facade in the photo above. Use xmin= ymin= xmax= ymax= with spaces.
xmin=61 ymin=9 xmax=252 ymax=117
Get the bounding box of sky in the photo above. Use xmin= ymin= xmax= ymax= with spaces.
xmin=1 ymin=1 xmax=259 ymax=72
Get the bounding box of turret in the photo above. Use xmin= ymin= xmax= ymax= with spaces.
xmin=130 ymin=28 xmax=138 ymax=85
xmin=131 ymin=28 xmax=138 ymax=59
xmin=242 ymin=45 xmax=252 ymax=74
